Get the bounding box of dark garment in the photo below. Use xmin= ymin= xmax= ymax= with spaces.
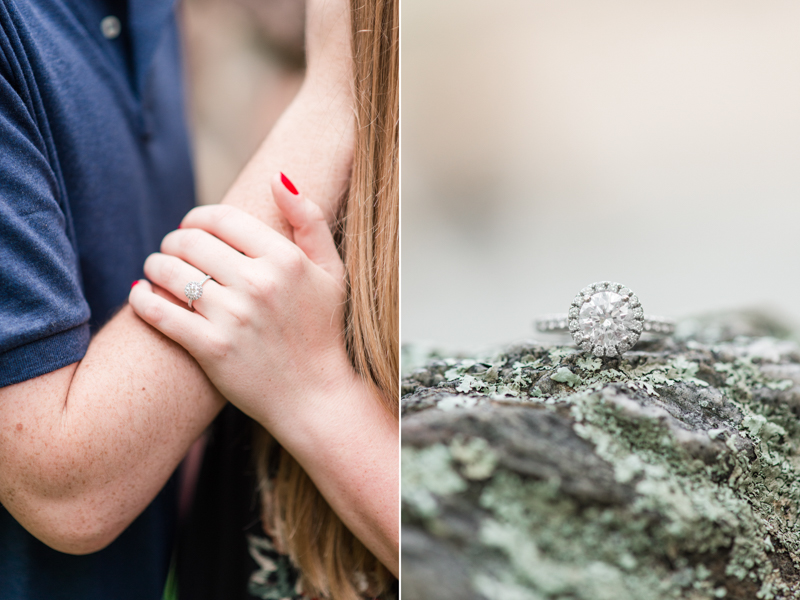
xmin=178 ymin=406 xmax=399 ymax=600
xmin=177 ymin=406 xmax=314 ymax=599
xmin=0 ymin=0 xmax=193 ymax=597
xmin=177 ymin=405 xmax=259 ymax=600
xmin=0 ymin=0 xmax=193 ymax=385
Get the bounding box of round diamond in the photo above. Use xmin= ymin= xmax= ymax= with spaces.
xmin=184 ymin=281 xmax=204 ymax=301
xmin=572 ymin=285 xmax=642 ymax=357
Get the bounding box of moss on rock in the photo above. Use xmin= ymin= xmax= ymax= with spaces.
xmin=401 ymin=314 xmax=800 ymax=600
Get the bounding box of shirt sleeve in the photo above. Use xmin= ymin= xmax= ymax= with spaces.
xmin=0 ymin=66 xmax=91 ymax=387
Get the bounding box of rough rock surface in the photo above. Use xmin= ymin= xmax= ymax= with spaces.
xmin=401 ymin=313 xmax=800 ymax=600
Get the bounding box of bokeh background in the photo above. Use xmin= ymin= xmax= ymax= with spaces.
xmin=181 ymin=0 xmax=305 ymax=206
xmin=402 ymin=0 xmax=800 ymax=351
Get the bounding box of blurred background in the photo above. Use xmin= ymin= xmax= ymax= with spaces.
xmin=180 ymin=0 xmax=305 ymax=206
xmin=402 ymin=0 xmax=800 ymax=351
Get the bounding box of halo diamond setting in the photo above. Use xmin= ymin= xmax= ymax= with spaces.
xmin=569 ymin=282 xmax=643 ymax=357
xmin=535 ymin=281 xmax=674 ymax=358
xmin=184 ymin=274 xmax=212 ymax=309
xmin=184 ymin=281 xmax=204 ymax=302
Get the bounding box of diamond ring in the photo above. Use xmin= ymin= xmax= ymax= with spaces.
xmin=535 ymin=281 xmax=674 ymax=357
xmin=184 ymin=275 xmax=212 ymax=310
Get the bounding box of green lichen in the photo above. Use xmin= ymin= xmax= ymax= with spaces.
xmin=551 ymin=367 xmax=581 ymax=388
xmin=450 ymin=435 xmax=498 ymax=480
xmin=401 ymin=444 xmax=467 ymax=518
xmin=402 ymin=328 xmax=800 ymax=599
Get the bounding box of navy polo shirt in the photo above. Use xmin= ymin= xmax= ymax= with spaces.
xmin=0 ymin=0 xmax=193 ymax=597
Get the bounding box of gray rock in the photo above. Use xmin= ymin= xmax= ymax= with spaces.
xmin=401 ymin=313 xmax=800 ymax=600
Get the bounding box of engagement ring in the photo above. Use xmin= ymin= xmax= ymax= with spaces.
xmin=184 ymin=275 xmax=212 ymax=310
xmin=535 ymin=281 xmax=674 ymax=357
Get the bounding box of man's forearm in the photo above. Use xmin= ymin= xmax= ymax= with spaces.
xmin=0 ymin=306 xmax=225 ymax=554
xmin=0 ymin=0 xmax=356 ymax=552
xmin=0 ymin=85 xmax=354 ymax=555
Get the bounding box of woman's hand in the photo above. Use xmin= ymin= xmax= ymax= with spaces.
xmin=128 ymin=173 xmax=354 ymax=429
xmin=130 ymin=173 xmax=399 ymax=575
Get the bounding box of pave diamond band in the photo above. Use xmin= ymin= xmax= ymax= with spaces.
xmin=184 ymin=274 xmax=212 ymax=310
xmin=535 ymin=281 xmax=675 ymax=358
xmin=536 ymin=314 xmax=675 ymax=336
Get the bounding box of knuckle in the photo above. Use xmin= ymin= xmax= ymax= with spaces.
xmin=143 ymin=301 xmax=164 ymax=326
xmin=207 ymin=332 xmax=232 ymax=359
xmin=242 ymin=268 xmax=276 ymax=300
xmin=183 ymin=204 xmax=231 ymax=228
xmin=305 ymin=201 xmax=325 ymax=224
xmin=226 ymin=297 xmax=252 ymax=327
xmin=278 ymin=247 xmax=305 ymax=275
xmin=159 ymin=230 xmax=178 ymax=253
xmin=204 ymin=204 xmax=238 ymax=229
xmin=177 ymin=229 xmax=203 ymax=253
xmin=214 ymin=204 xmax=238 ymax=221
xmin=182 ymin=205 xmax=205 ymax=226
xmin=159 ymin=257 xmax=181 ymax=286
xmin=142 ymin=253 xmax=162 ymax=280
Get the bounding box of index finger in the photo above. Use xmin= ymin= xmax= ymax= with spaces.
xmin=179 ymin=204 xmax=288 ymax=259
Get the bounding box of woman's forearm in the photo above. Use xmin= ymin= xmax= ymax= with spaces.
xmin=220 ymin=80 xmax=354 ymax=229
xmin=171 ymin=0 xmax=400 ymax=574
xmin=259 ymin=373 xmax=400 ymax=576
xmin=219 ymin=0 xmax=354 ymax=229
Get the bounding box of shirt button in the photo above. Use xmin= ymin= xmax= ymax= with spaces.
xmin=101 ymin=15 xmax=121 ymax=40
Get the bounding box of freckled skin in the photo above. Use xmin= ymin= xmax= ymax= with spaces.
xmin=0 ymin=0 xmax=358 ymax=553
xmin=0 ymin=308 xmax=223 ymax=553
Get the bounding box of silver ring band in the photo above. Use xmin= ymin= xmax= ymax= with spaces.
xmin=184 ymin=274 xmax=212 ymax=310
xmin=535 ymin=281 xmax=675 ymax=357
xmin=535 ymin=314 xmax=675 ymax=336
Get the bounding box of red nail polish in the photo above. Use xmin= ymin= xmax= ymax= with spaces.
xmin=131 ymin=280 xmax=139 ymax=288
xmin=177 ymin=224 xmax=182 ymax=229
xmin=280 ymin=172 xmax=299 ymax=195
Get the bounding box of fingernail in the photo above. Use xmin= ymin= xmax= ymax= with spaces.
xmin=131 ymin=280 xmax=139 ymax=289
xmin=280 ymin=172 xmax=299 ymax=195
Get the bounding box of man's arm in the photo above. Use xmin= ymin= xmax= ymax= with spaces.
xmin=0 ymin=0 xmax=354 ymax=554
xmin=0 ymin=307 xmax=223 ymax=553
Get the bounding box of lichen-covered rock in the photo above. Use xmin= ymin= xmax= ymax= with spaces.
xmin=401 ymin=314 xmax=800 ymax=600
